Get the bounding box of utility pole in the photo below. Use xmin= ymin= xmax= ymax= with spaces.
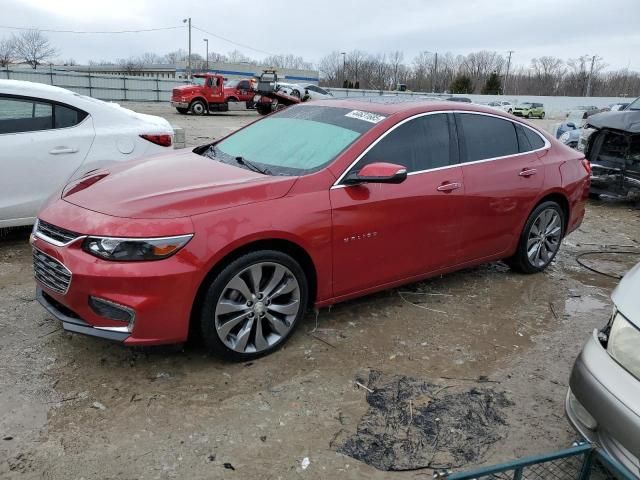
xmin=183 ymin=18 xmax=191 ymax=79
xmin=504 ymin=50 xmax=514 ymax=95
xmin=341 ymin=52 xmax=346 ymax=87
xmin=586 ymin=55 xmax=596 ymax=97
xmin=431 ymin=52 xmax=438 ymax=93
xmin=204 ymin=38 xmax=209 ymax=72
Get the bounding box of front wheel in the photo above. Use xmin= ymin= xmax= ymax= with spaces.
xmin=256 ymin=103 xmax=271 ymax=115
xmin=176 ymin=107 xmax=188 ymax=114
xmin=507 ymin=201 xmax=565 ymax=274
xmin=540 ymin=112 xmax=545 ymax=119
xmin=190 ymin=100 xmax=207 ymax=115
xmin=525 ymin=112 xmax=531 ymax=118
xmin=200 ymin=250 xmax=308 ymax=361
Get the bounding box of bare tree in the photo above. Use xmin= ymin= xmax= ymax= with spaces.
xmin=0 ymin=36 xmax=16 ymax=67
xmin=263 ymin=54 xmax=313 ymax=70
xmin=138 ymin=52 xmax=163 ymax=65
xmin=226 ymin=49 xmax=255 ymax=64
xmin=318 ymin=51 xmax=342 ymax=86
xmin=13 ymin=30 xmax=57 ymax=69
xmin=530 ymin=56 xmax=565 ymax=95
xmin=388 ymin=51 xmax=404 ymax=88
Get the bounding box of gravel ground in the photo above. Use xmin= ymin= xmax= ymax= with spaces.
xmin=1 ymin=101 xmax=639 ymax=479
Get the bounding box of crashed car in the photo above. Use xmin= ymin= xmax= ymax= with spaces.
xmin=554 ymin=110 xmax=590 ymax=149
xmin=579 ymin=96 xmax=640 ymax=200
xmin=566 ymin=261 xmax=640 ymax=476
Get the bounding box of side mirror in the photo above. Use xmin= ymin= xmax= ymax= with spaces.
xmin=344 ymin=162 xmax=407 ymax=185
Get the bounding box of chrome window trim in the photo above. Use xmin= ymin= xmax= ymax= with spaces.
xmin=33 ymin=220 xmax=87 ymax=247
xmin=331 ymin=109 xmax=550 ymax=189
xmin=84 ymin=234 xmax=194 ymax=242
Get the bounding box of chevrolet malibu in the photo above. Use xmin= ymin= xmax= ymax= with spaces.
xmin=32 ymin=98 xmax=590 ymax=360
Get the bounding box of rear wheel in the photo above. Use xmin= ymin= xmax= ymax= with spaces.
xmin=190 ymin=100 xmax=206 ymax=115
xmin=508 ymin=108 xmax=513 ymax=114
xmin=256 ymin=103 xmax=271 ymax=115
xmin=291 ymin=89 xmax=301 ymax=98
xmin=200 ymin=250 xmax=308 ymax=361
xmin=507 ymin=201 xmax=565 ymax=273
xmin=525 ymin=112 xmax=531 ymax=118
xmin=176 ymin=107 xmax=188 ymax=114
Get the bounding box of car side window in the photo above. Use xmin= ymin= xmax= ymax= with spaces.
xmin=458 ymin=113 xmax=519 ymax=162
xmin=54 ymin=104 xmax=87 ymax=129
xmin=523 ymin=127 xmax=546 ymax=150
xmin=0 ymin=96 xmax=53 ymax=134
xmin=515 ymin=125 xmax=533 ymax=152
xmin=348 ymin=114 xmax=452 ymax=175
xmin=238 ymin=81 xmax=249 ymax=90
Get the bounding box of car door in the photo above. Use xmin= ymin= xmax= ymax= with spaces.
xmin=206 ymin=77 xmax=224 ymax=104
xmin=454 ymin=112 xmax=545 ymax=262
xmin=237 ymin=80 xmax=251 ymax=101
xmin=0 ymin=95 xmax=95 ymax=225
xmin=330 ymin=113 xmax=465 ymax=297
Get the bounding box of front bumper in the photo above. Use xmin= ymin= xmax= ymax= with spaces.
xmin=32 ymin=234 xmax=201 ymax=346
xmin=566 ymin=330 xmax=640 ymax=476
xmin=171 ymin=101 xmax=189 ymax=108
xmin=512 ymin=111 xmax=527 ymax=117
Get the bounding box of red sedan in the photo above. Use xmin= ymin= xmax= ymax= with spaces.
xmin=32 ymin=98 xmax=590 ymax=360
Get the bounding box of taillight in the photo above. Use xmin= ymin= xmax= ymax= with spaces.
xmin=140 ymin=134 xmax=172 ymax=147
xmin=581 ymin=158 xmax=592 ymax=175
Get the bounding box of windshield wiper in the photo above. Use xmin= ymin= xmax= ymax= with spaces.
xmin=235 ymin=156 xmax=272 ymax=175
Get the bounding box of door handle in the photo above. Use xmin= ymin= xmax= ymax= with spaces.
xmin=437 ymin=182 xmax=462 ymax=192
xmin=49 ymin=147 xmax=78 ymax=155
xmin=519 ymin=168 xmax=537 ymax=177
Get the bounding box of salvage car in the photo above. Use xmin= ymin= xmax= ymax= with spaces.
xmin=0 ymin=80 xmax=174 ymax=228
xmin=554 ymin=110 xmax=590 ymax=149
xmin=277 ymin=82 xmax=333 ymax=100
xmin=32 ymin=98 xmax=589 ymax=360
xmin=579 ymin=96 xmax=640 ymax=200
xmin=487 ymin=100 xmax=513 ymax=113
xmin=566 ymin=261 xmax=640 ymax=476
xmin=512 ymin=102 xmax=545 ymax=119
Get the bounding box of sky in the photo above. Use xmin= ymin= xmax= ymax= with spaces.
xmin=1 ymin=0 xmax=638 ymax=71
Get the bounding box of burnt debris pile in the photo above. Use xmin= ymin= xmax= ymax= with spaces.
xmin=335 ymin=370 xmax=513 ymax=471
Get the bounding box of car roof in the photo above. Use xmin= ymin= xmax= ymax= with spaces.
xmin=0 ymin=79 xmax=79 ymax=99
xmin=310 ymin=96 xmax=506 ymax=117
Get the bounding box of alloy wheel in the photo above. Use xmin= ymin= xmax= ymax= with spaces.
xmin=526 ymin=208 xmax=561 ymax=268
xmin=214 ymin=262 xmax=301 ymax=354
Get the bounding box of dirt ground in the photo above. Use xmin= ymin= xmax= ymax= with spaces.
xmin=1 ymin=102 xmax=639 ymax=479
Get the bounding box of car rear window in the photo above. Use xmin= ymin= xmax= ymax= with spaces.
xmin=458 ymin=113 xmax=519 ymax=162
xmin=211 ymin=105 xmax=381 ymax=175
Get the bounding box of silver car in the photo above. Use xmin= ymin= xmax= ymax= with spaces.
xmin=566 ymin=262 xmax=640 ymax=476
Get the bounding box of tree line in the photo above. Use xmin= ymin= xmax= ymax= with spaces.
xmin=318 ymin=50 xmax=639 ymax=97
xmin=2 ymin=30 xmax=639 ymax=97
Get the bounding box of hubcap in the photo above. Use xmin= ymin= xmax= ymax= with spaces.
xmin=214 ymin=262 xmax=301 ymax=354
xmin=527 ymin=208 xmax=561 ymax=268
xmin=193 ymin=103 xmax=204 ymax=114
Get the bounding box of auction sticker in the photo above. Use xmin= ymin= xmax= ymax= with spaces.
xmin=345 ymin=110 xmax=386 ymax=124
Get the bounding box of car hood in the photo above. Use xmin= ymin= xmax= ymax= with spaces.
xmin=612 ymin=261 xmax=640 ymax=324
xmin=62 ymin=150 xmax=297 ymax=219
xmin=172 ymin=85 xmax=201 ymax=95
xmin=586 ymin=110 xmax=640 ymax=133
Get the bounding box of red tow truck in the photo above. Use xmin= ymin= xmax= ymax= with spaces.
xmin=171 ymin=74 xmax=256 ymax=115
xmin=171 ymin=71 xmax=301 ymax=115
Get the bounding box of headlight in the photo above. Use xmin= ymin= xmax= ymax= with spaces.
xmin=560 ymin=132 xmax=571 ymax=143
xmin=82 ymin=234 xmax=193 ymax=261
xmin=607 ymin=311 xmax=640 ymax=380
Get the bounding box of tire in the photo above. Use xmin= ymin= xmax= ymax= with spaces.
xmin=226 ymin=97 xmax=238 ymax=103
xmin=256 ymin=104 xmax=271 ymax=115
xmin=507 ymin=201 xmax=565 ymax=274
xmin=525 ymin=112 xmax=530 ymax=119
xmin=589 ymin=192 xmax=602 ymax=200
xmin=176 ymin=107 xmax=188 ymax=114
xmin=540 ymin=112 xmax=545 ymax=119
xmin=190 ymin=100 xmax=207 ymax=115
xmin=199 ymin=250 xmax=309 ymax=361
xmin=291 ymin=89 xmax=301 ymax=98
xmin=508 ymin=109 xmax=513 ymax=114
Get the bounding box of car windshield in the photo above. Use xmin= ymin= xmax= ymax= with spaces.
xmin=627 ymin=97 xmax=640 ymax=111
xmin=204 ymin=105 xmax=380 ymax=176
xmin=519 ymin=103 xmax=533 ymax=107
xmin=191 ymin=77 xmax=207 ymax=86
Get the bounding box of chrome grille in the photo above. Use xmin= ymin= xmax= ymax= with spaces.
xmin=36 ymin=220 xmax=81 ymax=245
xmin=33 ymin=249 xmax=72 ymax=295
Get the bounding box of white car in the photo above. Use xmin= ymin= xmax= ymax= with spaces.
xmin=276 ymin=82 xmax=333 ymax=100
xmin=486 ymin=100 xmax=514 ymax=113
xmin=0 ymin=80 xmax=174 ymax=228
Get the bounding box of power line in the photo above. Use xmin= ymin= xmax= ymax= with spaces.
xmin=191 ymin=25 xmax=275 ymax=57
xmin=0 ymin=25 xmax=184 ymax=34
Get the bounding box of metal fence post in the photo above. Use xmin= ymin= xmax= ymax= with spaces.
xmin=49 ymin=65 xmax=54 ymax=85
xmin=88 ymin=70 xmax=92 ymax=97
xmin=123 ymin=76 xmax=127 ymax=101
xmin=156 ymin=75 xmax=160 ymax=102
